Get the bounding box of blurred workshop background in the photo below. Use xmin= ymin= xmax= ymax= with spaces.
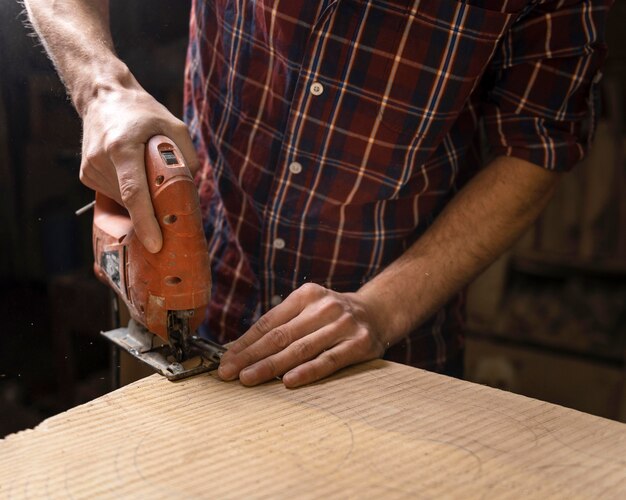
xmin=0 ymin=0 xmax=625 ymax=437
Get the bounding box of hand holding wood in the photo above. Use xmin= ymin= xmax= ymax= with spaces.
xmin=217 ymin=283 xmax=388 ymax=387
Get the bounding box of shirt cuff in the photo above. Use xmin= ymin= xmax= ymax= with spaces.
xmin=483 ymin=107 xmax=596 ymax=172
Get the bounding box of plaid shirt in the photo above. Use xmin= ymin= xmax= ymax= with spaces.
xmin=184 ymin=0 xmax=610 ymax=373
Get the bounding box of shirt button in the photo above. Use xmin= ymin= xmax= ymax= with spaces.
xmin=270 ymin=295 xmax=282 ymax=307
xmin=273 ymin=238 xmax=286 ymax=250
xmin=289 ymin=161 xmax=303 ymax=175
xmin=310 ymin=82 xmax=324 ymax=96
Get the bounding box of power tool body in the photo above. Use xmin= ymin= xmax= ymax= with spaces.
xmin=93 ymin=135 xmax=224 ymax=380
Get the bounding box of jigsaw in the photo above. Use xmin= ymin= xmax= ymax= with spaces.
xmin=92 ymin=135 xmax=225 ymax=380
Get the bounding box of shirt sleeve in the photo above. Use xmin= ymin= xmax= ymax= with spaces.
xmin=482 ymin=0 xmax=613 ymax=171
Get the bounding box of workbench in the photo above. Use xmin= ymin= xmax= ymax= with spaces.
xmin=1 ymin=360 xmax=625 ymax=498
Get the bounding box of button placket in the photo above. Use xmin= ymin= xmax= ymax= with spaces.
xmin=261 ymin=8 xmax=333 ymax=314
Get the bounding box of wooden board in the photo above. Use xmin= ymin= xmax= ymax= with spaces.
xmin=1 ymin=360 xmax=625 ymax=498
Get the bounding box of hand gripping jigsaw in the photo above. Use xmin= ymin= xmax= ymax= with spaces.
xmin=93 ymin=135 xmax=225 ymax=380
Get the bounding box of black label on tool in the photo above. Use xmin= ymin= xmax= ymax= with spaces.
xmin=101 ymin=250 xmax=121 ymax=289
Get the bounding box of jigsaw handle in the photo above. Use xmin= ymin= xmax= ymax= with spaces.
xmin=93 ymin=136 xmax=211 ymax=341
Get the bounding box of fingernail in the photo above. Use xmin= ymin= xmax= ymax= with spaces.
xmin=218 ymin=363 xmax=236 ymax=380
xmin=146 ymin=237 xmax=161 ymax=253
xmin=240 ymin=367 xmax=258 ymax=384
xmin=283 ymin=370 xmax=299 ymax=388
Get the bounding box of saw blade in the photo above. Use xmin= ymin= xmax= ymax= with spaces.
xmin=101 ymin=320 xmax=226 ymax=381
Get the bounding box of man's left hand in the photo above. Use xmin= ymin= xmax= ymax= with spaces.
xmin=217 ymin=283 xmax=387 ymax=388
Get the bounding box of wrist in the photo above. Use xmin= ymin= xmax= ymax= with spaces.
xmin=355 ymin=278 xmax=413 ymax=347
xmin=71 ymin=59 xmax=137 ymax=117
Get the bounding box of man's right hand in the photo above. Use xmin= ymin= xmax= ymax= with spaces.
xmin=23 ymin=0 xmax=199 ymax=254
xmin=79 ymin=80 xmax=199 ymax=253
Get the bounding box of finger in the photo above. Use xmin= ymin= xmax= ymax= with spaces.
xmin=232 ymin=311 xmax=342 ymax=384
xmin=80 ymin=146 xmax=120 ymax=196
xmin=169 ymin=122 xmax=200 ymax=176
xmin=282 ymin=340 xmax=367 ymax=388
xmin=239 ymin=321 xmax=349 ymax=386
xmin=224 ymin=283 xmax=328 ymax=358
xmin=218 ymin=303 xmax=322 ymax=381
xmin=79 ymin=162 xmax=104 ymax=192
xmin=81 ymin=159 xmax=120 ymax=201
xmin=109 ymin=142 xmax=163 ymax=253
xmin=222 ymin=299 xmax=304 ymax=360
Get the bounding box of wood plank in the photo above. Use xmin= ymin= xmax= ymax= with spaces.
xmin=1 ymin=360 xmax=625 ymax=498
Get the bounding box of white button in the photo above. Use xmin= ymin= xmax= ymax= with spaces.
xmin=270 ymin=295 xmax=282 ymax=307
xmin=273 ymin=238 xmax=286 ymax=250
xmin=289 ymin=161 xmax=303 ymax=175
xmin=310 ymin=82 xmax=324 ymax=96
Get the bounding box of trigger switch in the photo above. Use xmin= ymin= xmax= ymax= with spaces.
xmin=161 ymin=150 xmax=178 ymax=165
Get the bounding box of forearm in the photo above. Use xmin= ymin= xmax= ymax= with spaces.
xmin=24 ymin=0 xmax=131 ymax=116
xmin=25 ymin=0 xmax=199 ymax=253
xmin=218 ymin=155 xmax=562 ymax=387
xmin=357 ymin=156 xmax=561 ymax=344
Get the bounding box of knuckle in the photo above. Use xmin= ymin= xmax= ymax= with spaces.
xmin=78 ymin=166 xmax=88 ymax=183
xmin=105 ymin=135 xmax=126 ymax=156
xmin=299 ymin=282 xmax=322 ymax=297
xmin=226 ymin=338 xmax=248 ymax=356
xmin=292 ymin=340 xmax=314 ymax=361
xmin=79 ymin=176 xmax=93 ymax=191
xmin=119 ymin=181 xmax=143 ymax=206
xmin=83 ymin=149 xmax=100 ymax=165
xmin=354 ymin=326 xmax=370 ymax=343
xmin=268 ymin=327 xmax=290 ymax=350
xmin=239 ymin=350 xmax=257 ymax=368
xmin=253 ymin=314 xmax=273 ymax=335
xmin=354 ymin=328 xmax=376 ymax=355
xmin=79 ymin=164 xmax=97 ymax=189
xmin=323 ymin=349 xmax=342 ymax=369
xmin=264 ymin=357 xmax=280 ymax=377
xmin=319 ymin=296 xmax=343 ymax=317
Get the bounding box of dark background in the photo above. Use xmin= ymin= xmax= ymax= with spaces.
xmin=0 ymin=0 xmax=625 ymax=437
xmin=0 ymin=0 xmax=192 ymax=435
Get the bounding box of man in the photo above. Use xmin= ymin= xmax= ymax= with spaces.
xmin=25 ymin=0 xmax=611 ymax=388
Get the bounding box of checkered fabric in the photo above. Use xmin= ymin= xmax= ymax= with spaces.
xmin=184 ymin=0 xmax=610 ymax=373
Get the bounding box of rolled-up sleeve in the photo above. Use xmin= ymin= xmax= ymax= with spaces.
xmin=483 ymin=0 xmax=613 ymax=171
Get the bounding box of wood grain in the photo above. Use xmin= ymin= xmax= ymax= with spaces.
xmin=1 ymin=360 xmax=625 ymax=498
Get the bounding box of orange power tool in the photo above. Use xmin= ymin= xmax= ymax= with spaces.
xmin=93 ymin=135 xmax=225 ymax=380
